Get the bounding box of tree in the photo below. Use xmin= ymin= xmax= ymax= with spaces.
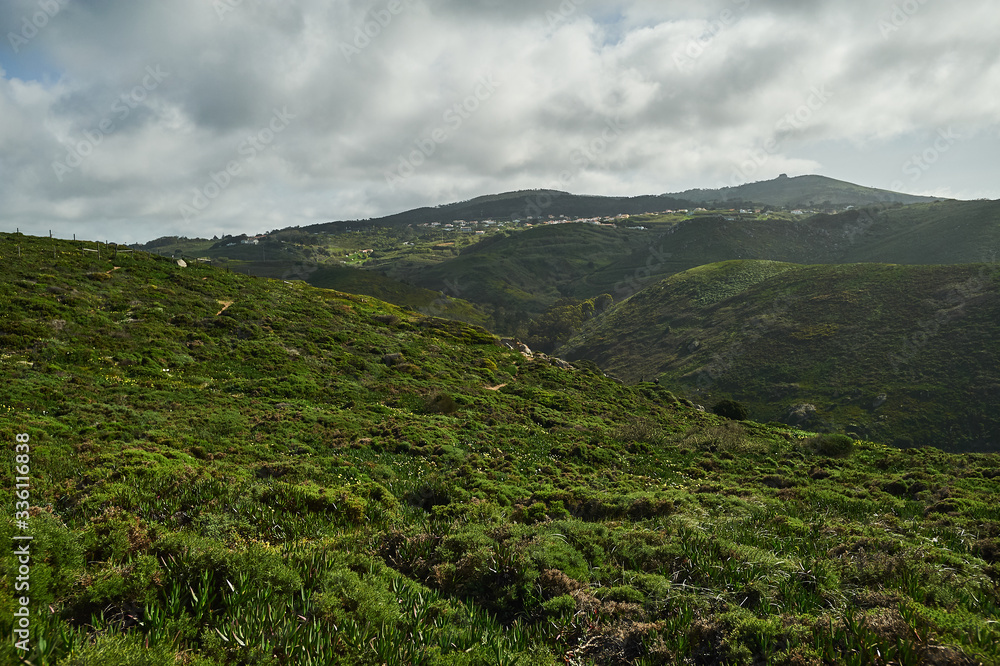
xmin=713 ymin=399 xmax=749 ymax=421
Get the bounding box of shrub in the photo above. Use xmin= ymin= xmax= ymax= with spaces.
xmin=540 ymin=594 xmax=576 ymax=617
xmin=594 ymin=585 xmax=645 ymax=604
xmin=713 ymin=399 xmax=749 ymax=421
xmin=426 ymin=393 xmax=459 ymax=414
xmin=808 ymin=433 xmax=855 ymax=457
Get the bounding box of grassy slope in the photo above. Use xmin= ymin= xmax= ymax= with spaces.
xmin=3 ymin=233 xmax=999 ymax=665
xmin=835 ymin=200 xmax=1000 ymax=265
xmin=305 ymin=265 xmax=489 ymax=327
xmin=407 ymin=224 xmax=648 ymax=316
xmin=560 ymin=260 xmax=1000 ymax=452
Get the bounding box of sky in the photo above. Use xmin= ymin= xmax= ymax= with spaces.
xmin=1 ymin=0 xmax=999 ymax=244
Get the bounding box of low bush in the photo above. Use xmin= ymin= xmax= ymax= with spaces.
xmin=807 ymin=433 xmax=855 ymax=457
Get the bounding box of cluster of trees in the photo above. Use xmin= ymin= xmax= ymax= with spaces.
xmin=521 ymin=294 xmax=613 ymax=352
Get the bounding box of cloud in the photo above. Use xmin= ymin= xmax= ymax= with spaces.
xmin=0 ymin=0 xmax=998 ymax=242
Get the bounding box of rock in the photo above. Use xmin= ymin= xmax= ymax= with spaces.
xmin=785 ymin=403 xmax=817 ymax=426
xmin=872 ymin=393 xmax=887 ymax=409
xmin=498 ymin=338 xmax=533 ymax=357
xmin=176 ymin=259 xmax=187 ymax=268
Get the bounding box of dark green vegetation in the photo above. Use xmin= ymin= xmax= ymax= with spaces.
xmin=2 ymin=232 xmax=1000 ymax=665
xmin=559 ymin=260 xmax=1000 ymax=452
xmin=307 ymin=190 xmax=694 ymax=231
xmin=397 ymin=224 xmax=644 ymax=325
xmin=670 ymin=175 xmax=943 ymax=209
xmin=306 ymin=265 xmax=488 ymax=328
xmin=136 ymin=198 xmax=1000 ymax=336
xmin=392 ymin=200 xmax=1000 ymax=323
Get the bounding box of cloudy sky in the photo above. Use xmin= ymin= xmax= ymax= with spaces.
xmin=2 ymin=0 xmax=999 ymax=243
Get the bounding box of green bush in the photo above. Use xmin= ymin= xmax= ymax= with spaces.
xmin=540 ymin=594 xmax=576 ymax=617
xmin=594 ymin=585 xmax=645 ymax=604
xmin=808 ymin=433 xmax=855 ymax=457
xmin=713 ymin=399 xmax=749 ymax=421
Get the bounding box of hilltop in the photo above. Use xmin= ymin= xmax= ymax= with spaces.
xmin=306 ymin=190 xmax=694 ymax=232
xmin=559 ymin=260 xmax=1000 ymax=452
xmin=668 ymin=174 xmax=945 ymax=208
xmin=2 ymin=232 xmax=998 ymax=664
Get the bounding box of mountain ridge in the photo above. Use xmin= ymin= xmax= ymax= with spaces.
xmin=307 ymin=174 xmax=944 ymax=233
xmin=667 ymin=173 xmax=946 ymax=208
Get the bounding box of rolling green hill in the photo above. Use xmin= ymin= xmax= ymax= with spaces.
xmin=304 ymin=174 xmax=941 ymax=232
xmin=559 ymin=260 xmax=1000 ymax=452
xmin=401 ymin=199 xmax=1000 ymax=321
xmin=669 ymin=174 xmax=944 ymax=208
xmin=3 ymin=232 xmax=999 ymax=664
xmin=400 ymin=223 xmax=651 ymax=321
xmin=305 ymin=265 xmax=489 ymax=327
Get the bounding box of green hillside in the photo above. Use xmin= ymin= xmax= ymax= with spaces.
xmin=403 ymin=224 xmax=650 ymax=321
xmin=394 ymin=200 xmax=1000 ymax=327
xmin=827 ymin=200 xmax=1000 ymax=265
xmin=670 ymin=174 xmax=943 ymax=208
xmin=559 ymin=260 xmax=1000 ymax=452
xmin=3 ymin=233 xmax=999 ymax=664
xmin=306 ymin=265 xmax=489 ymax=327
xmin=303 ymin=174 xmax=941 ymax=232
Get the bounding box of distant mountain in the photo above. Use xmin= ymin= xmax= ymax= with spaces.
xmin=559 ymin=260 xmax=1000 ymax=452
xmin=309 ymin=191 xmax=693 ymax=231
xmin=668 ymin=174 xmax=945 ymax=208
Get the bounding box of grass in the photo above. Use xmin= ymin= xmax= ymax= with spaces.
xmin=1 ymin=232 xmax=998 ymax=665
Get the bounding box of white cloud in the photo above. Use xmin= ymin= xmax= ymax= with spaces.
xmin=0 ymin=0 xmax=997 ymax=242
